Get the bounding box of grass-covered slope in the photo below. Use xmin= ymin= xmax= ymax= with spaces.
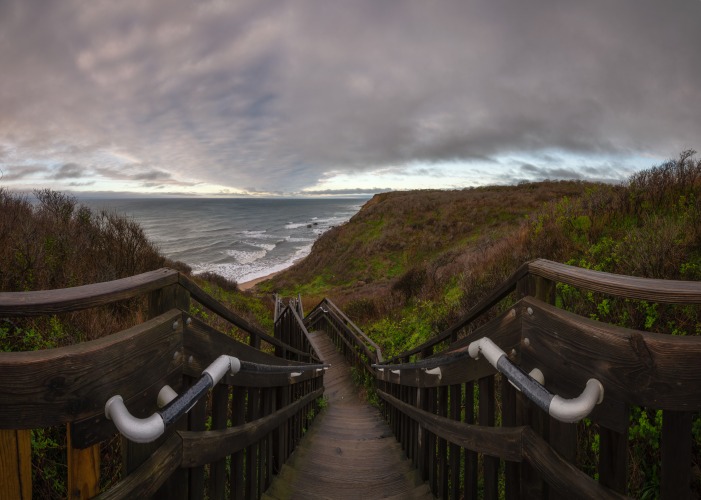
xmin=263 ymin=181 xmax=590 ymax=300
xmin=264 ymin=151 xmax=701 ymax=354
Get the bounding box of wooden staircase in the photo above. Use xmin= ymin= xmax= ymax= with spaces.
xmin=263 ymin=331 xmax=432 ymax=500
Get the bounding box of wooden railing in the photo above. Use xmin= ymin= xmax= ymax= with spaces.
xmin=306 ymin=297 xmax=383 ymax=382
xmin=273 ymin=295 xmax=317 ymax=362
xmin=4 ymin=259 xmax=700 ymax=498
xmin=0 ymin=269 xmax=325 ymax=499
xmin=306 ymin=259 xmax=701 ymax=499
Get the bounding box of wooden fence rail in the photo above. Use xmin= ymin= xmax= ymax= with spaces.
xmin=0 ymin=269 xmax=325 ymax=499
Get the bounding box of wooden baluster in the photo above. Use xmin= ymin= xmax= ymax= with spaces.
xmin=230 ymin=385 xmax=247 ymax=500
xmin=67 ymin=425 xmax=100 ymax=499
xmin=501 ymin=376 xmax=520 ymax=500
xmin=428 ymin=387 xmax=437 ymax=494
xmin=464 ymin=381 xmax=478 ymax=499
xmin=188 ymin=388 xmax=207 ymax=500
xmin=517 ymin=389 xmax=548 ymax=498
xmin=0 ymin=429 xmax=32 ymax=500
xmin=417 ymin=386 xmax=429 ymax=481
xmin=245 ymin=387 xmax=260 ymax=500
xmin=598 ymin=410 xmax=629 ymax=494
xmin=438 ymin=385 xmax=448 ymax=499
xmin=209 ymin=384 xmax=229 ymax=500
xmin=479 ymin=377 xmax=498 ymax=500
xmin=408 ymin=387 xmax=416 ymax=467
xmin=401 ymin=385 xmax=408 ymax=453
xmin=661 ymin=410 xmax=692 ymax=500
xmin=449 ymin=384 xmax=461 ymax=500
xmin=262 ymin=387 xmax=275 ymax=492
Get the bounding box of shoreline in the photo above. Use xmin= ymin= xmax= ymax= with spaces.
xmin=238 ymin=270 xmax=282 ymax=291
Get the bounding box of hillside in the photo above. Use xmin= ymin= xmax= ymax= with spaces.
xmin=262 ymin=151 xmax=701 ymax=351
xmin=263 ymin=181 xmax=591 ymax=306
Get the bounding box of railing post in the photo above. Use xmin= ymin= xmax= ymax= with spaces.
xmin=230 ymin=386 xmax=247 ymax=500
xmin=479 ymin=377 xmax=498 ymax=499
xmin=661 ymin=410 xmax=692 ymax=499
xmin=122 ymin=282 xmax=190 ymax=499
xmin=516 ymin=275 xmax=547 ymax=499
xmin=502 ymin=376 xmax=520 ymax=500
xmin=598 ymin=414 xmax=629 ymax=495
xmin=0 ymin=429 xmax=32 ymax=500
xmin=67 ymin=424 xmax=100 ymax=499
xmin=533 ymin=275 xmax=580 ymax=500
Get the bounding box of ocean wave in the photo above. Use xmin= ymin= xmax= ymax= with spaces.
xmin=226 ymin=249 xmax=267 ymax=264
xmin=194 ymin=241 xmax=314 ymax=284
xmin=246 ymin=241 xmax=276 ymax=251
xmin=284 ymin=222 xmax=307 ymax=229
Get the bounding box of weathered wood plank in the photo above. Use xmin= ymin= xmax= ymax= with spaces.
xmin=528 ymin=259 xmax=701 ymax=303
xmin=95 ymin=433 xmax=183 ymax=500
xmin=180 ymin=387 xmax=323 ymax=467
xmin=521 ymin=297 xmax=701 ymax=410
xmin=0 ymin=268 xmax=179 ymax=316
xmin=0 ymin=309 xmax=182 ymax=428
xmin=0 ymin=429 xmax=31 ymax=500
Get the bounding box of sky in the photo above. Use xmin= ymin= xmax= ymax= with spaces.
xmin=1 ymin=1 xmax=700 ymax=197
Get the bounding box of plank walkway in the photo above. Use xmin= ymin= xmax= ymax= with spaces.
xmin=262 ymin=330 xmax=433 ymax=500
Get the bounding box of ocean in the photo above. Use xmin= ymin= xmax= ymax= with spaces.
xmin=82 ymin=198 xmax=366 ymax=284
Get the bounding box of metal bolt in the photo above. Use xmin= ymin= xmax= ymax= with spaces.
xmin=172 ymin=320 xmax=179 ymax=330
xmin=510 ymin=348 xmax=517 ymax=358
xmin=527 ymin=307 xmax=534 ymax=316
xmin=523 ymin=338 xmax=530 ymax=347
xmin=188 ymin=356 xmax=194 ymax=365
xmin=186 ymin=317 xmax=192 ymax=326
xmin=173 ymin=350 xmax=182 ymax=363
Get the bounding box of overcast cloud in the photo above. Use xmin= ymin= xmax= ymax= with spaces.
xmin=1 ymin=0 xmax=700 ymax=196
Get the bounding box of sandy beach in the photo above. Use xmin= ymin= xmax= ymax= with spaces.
xmin=238 ymin=271 xmax=281 ymax=291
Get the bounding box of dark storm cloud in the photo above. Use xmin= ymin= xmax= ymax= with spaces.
xmin=1 ymin=0 xmax=700 ymax=193
xmin=52 ymin=163 xmax=86 ymax=179
xmin=1 ymin=165 xmax=50 ymax=181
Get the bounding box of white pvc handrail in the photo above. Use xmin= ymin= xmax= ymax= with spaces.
xmin=468 ymin=337 xmax=604 ymax=423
